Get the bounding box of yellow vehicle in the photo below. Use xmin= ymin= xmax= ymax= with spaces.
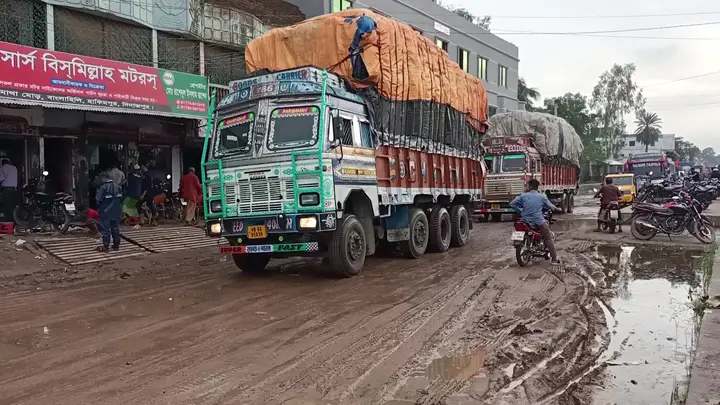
xmin=606 ymin=173 xmax=635 ymax=203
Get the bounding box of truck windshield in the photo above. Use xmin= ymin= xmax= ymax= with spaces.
xmin=267 ymin=106 xmax=320 ymax=150
xmin=632 ymin=162 xmax=662 ymax=177
xmin=215 ymin=112 xmax=254 ymax=156
xmin=502 ymin=154 xmax=526 ymax=172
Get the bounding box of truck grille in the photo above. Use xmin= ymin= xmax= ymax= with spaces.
xmin=210 ymin=174 xmax=322 ymax=215
xmin=484 ymin=177 xmax=525 ymax=198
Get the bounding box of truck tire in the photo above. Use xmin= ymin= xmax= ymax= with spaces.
xmin=428 ymin=206 xmax=451 ymax=252
xmin=233 ymin=254 xmax=271 ymax=274
xmin=400 ymin=208 xmax=429 ymax=259
xmin=329 ymin=215 xmax=366 ymax=277
xmin=567 ymin=193 xmax=575 ymax=213
xmin=450 ymin=205 xmax=470 ymax=247
xmin=491 ymin=213 xmax=502 ymax=222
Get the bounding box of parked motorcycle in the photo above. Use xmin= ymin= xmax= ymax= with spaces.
xmin=511 ymin=211 xmax=555 ymax=266
xmin=13 ymin=171 xmax=75 ymax=233
xmin=630 ymin=191 xmax=715 ymax=244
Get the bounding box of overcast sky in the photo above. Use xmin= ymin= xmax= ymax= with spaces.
xmin=455 ymin=0 xmax=720 ymax=151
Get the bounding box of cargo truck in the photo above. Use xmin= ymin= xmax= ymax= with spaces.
xmin=202 ymin=10 xmax=489 ymax=276
xmin=475 ymin=112 xmax=583 ymax=221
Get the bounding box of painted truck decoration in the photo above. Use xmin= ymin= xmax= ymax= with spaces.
xmin=201 ymin=66 xmax=485 ymax=276
xmin=478 ymin=135 xmax=580 ymax=221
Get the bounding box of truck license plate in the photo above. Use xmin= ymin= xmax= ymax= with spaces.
xmin=247 ymin=225 xmax=268 ymax=239
xmin=492 ymin=204 xmax=500 ymax=210
xmin=64 ymin=203 xmax=76 ymax=212
xmin=511 ymin=231 xmax=525 ymax=241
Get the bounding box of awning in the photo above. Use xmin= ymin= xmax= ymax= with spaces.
xmin=0 ymin=41 xmax=209 ymax=120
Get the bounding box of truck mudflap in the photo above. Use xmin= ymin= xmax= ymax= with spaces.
xmin=219 ymin=242 xmax=320 ymax=255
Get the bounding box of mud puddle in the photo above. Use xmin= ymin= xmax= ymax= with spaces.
xmin=587 ymin=244 xmax=713 ymax=404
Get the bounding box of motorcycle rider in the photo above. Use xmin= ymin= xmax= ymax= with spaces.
xmin=509 ymin=179 xmax=561 ymax=265
xmin=594 ymin=176 xmax=622 ymax=232
xmin=711 ymin=167 xmax=720 ymax=180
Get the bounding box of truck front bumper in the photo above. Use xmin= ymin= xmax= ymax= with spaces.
xmin=207 ymin=212 xmax=336 ymax=255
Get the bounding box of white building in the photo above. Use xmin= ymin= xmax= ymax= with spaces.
xmin=617 ymin=133 xmax=676 ymax=159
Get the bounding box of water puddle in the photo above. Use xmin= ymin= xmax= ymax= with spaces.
xmin=588 ymin=244 xmax=714 ymax=404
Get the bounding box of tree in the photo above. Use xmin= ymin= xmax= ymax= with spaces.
xmin=518 ymin=78 xmax=540 ymax=111
xmin=590 ymin=64 xmax=646 ymax=158
xmin=633 ymin=110 xmax=662 ymax=152
xmin=436 ymin=2 xmax=491 ymax=30
xmin=543 ymin=93 xmax=596 ymax=137
xmin=544 ymin=93 xmax=602 ymax=179
xmin=700 ymin=147 xmax=717 ymax=167
xmin=675 ymin=139 xmax=701 ymax=164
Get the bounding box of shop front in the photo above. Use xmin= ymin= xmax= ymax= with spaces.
xmin=0 ymin=40 xmax=209 ymax=210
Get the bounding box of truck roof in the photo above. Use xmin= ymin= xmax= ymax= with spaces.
xmin=218 ymin=67 xmax=363 ymax=110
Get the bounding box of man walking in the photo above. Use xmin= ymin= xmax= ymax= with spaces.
xmin=179 ymin=167 xmax=202 ymax=225
xmin=510 ymin=179 xmax=562 ymax=265
xmin=0 ymin=158 xmax=18 ymax=221
xmin=96 ymin=174 xmax=123 ymax=252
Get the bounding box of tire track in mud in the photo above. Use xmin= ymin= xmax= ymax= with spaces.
xmin=0 ymin=224 xmax=613 ymax=405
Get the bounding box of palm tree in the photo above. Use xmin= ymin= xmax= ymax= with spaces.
xmin=634 ymin=110 xmax=662 ymax=152
xmin=518 ymin=78 xmax=540 ymax=111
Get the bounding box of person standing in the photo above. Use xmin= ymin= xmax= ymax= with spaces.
xmin=179 ymin=167 xmax=202 ymax=225
xmin=0 ymin=158 xmax=18 ymax=221
xmin=96 ymin=174 xmax=123 ymax=252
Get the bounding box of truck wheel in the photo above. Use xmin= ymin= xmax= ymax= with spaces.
xmin=233 ymin=254 xmax=271 ymax=274
xmin=329 ymin=215 xmax=366 ymax=277
xmin=400 ymin=208 xmax=429 ymax=259
xmin=491 ymin=213 xmax=502 ymax=222
xmin=450 ymin=205 xmax=470 ymax=247
xmin=428 ymin=206 xmax=451 ymax=252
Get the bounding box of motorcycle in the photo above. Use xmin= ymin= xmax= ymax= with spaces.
xmin=630 ymin=191 xmax=715 ymax=244
xmin=511 ymin=211 xmax=555 ymax=267
xmin=13 ymin=171 xmax=75 ymax=233
xmin=593 ymin=188 xmax=629 ymax=233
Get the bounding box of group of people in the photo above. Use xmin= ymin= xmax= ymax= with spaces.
xmin=92 ymin=161 xmax=203 ymax=252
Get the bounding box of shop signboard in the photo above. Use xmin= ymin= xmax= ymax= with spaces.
xmin=0 ymin=41 xmax=208 ymax=119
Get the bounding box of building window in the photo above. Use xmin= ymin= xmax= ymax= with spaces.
xmin=458 ymin=48 xmax=469 ymax=73
xmin=435 ymin=38 xmax=448 ymax=53
xmin=478 ymin=57 xmax=488 ymax=80
xmin=498 ymin=65 xmax=508 ymax=88
xmin=332 ymin=0 xmax=353 ymax=12
xmin=629 ymin=141 xmax=636 ymax=147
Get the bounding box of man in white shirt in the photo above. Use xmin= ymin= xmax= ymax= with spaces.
xmin=0 ymin=158 xmax=19 ymax=220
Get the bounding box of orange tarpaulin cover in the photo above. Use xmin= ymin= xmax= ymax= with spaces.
xmin=245 ymin=9 xmax=488 ymax=130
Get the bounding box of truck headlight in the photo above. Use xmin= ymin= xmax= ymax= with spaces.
xmin=208 ymin=222 xmax=222 ymax=235
xmin=300 ymin=192 xmax=319 ymax=206
xmin=299 ymin=216 xmax=317 ymax=230
xmin=210 ymin=200 xmax=222 ymax=213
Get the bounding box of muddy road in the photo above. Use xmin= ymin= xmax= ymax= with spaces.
xmin=0 ymin=215 xmax=713 ymax=404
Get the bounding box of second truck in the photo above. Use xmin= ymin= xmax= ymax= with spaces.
xmin=476 ymin=111 xmax=583 ymax=221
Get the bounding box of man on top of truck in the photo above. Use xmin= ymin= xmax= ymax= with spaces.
xmin=510 ymin=179 xmax=561 ymax=265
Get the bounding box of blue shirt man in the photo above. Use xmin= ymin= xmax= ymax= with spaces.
xmin=509 ymin=179 xmax=560 ymax=263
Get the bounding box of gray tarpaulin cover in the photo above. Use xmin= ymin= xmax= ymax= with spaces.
xmin=486 ymin=111 xmax=584 ymax=167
